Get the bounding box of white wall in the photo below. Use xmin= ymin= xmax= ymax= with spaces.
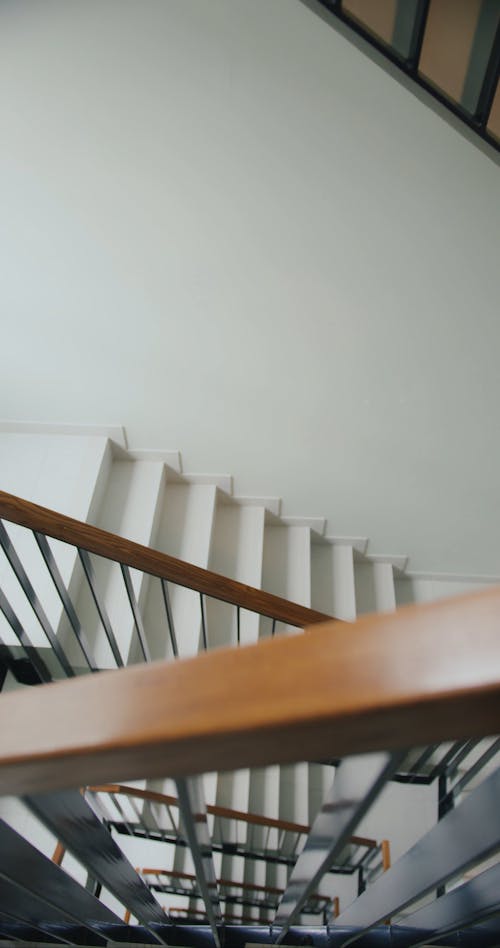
xmin=0 ymin=0 xmax=499 ymax=575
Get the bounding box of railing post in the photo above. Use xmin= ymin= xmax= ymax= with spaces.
xmin=381 ymin=840 xmax=391 ymax=872
xmin=51 ymin=840 xmax=65 ymax=866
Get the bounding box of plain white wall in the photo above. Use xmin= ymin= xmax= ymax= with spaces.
xmin=0 ymin=0 xmax=499 ymax=574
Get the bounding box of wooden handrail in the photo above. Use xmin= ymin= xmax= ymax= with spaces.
xmin=87 ymin=781 xmax=378 ymax=849
xmin=0 ymin=491 xmax=331 ymax=627
xmin=89 ymin=781 xmax=309 ymax=833
xmin=1 ymin=588 xmax=500 ymax=797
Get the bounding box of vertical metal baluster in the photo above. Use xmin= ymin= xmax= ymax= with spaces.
xmin=110 ymin=793 xmax=135 ymax=838
xmin=34 ymin=531 xmax=98 ymax=672
xmin=407 ymin=744 xmax=439 ymax=782
xmin=236 ymin=606 xmax=240 ymax=646
xmin=78 ymin=548 xmax=123 ymax=667
xmin=271 ymin=618 xmax=276 ymax=637
xmin=291 ymin=831 xmax=302 ymax=857
xmin=24 ymin=789 xmax=168 ymax=938
xmin=160 ymin=579 xmax=178 ymax=658
xmin=0 ymin=521 xmax=74 ymax=677
xmin=449 ymin=736 xmax=500 ymax=802
xmin=0 ymin=590 xmax=51 ymax=683
xmin=128 ymin=796 xmax=154 ymax=840
xmin=120 ymin=563 xmax=151 ymax=662
xmin=264 ymin=825 xmax=271 ymax=855
xmin=176 ymin=777 xmax=222 ymax=947
xmin=200 ymin=594 xmax=208 ymax=651
xmin=150 ymin=805 xmax=170 ymax=843
xmin=429 ymin=740 xmax=468 ymax=782
xmin=273 ymin=751 xmax=405 ymax=941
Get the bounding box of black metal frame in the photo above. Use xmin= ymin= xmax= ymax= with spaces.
xmin=311 ymin=0 xmax=499 ymax=153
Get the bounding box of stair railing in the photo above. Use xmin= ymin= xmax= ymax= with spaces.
xmin=0 ymin=490 xmax=331 ymax=685
xmin=2 ymin=490 xmax=500 ymax=944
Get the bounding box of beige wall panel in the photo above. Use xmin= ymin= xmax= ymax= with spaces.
xmin=419 ymin=0 xmax=482 ymax=103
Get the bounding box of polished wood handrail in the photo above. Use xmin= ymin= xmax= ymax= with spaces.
xmin=87 ymin=782 xmax=377 ymax=848
xmin=1 ymin=587 xmax=500 ymax=797
xmin=89 ymin=781 xmax=309 ymax=832
xmin=0 ymin=491 xmax=331 ymax=627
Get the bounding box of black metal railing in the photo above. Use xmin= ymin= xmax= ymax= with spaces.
xmin=313 ymin=0 xmax=500 ymax=153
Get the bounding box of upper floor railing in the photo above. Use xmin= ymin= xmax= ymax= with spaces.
xmin=313 ymin=0 xmax=500 ymax=153
xmin=0 ymin=490 xmax=331 ymax=687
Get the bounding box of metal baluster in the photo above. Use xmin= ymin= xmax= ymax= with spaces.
xmin=448 ymin=736 xmax=500 ymax=802
xmin=110 ymin=793 xmax=135 ymax=837
xmin=142 ymin=797 xmax=173 ymax=844
xmin=34 ymin=531 xmax=97 ymax=672
xmin=401 ymin=860 xmax=500 ymax=946
xmin=446 ymin=737 xmax=481 ymax=779
xmin=120 ymin=563 xmax=151 ymax=662
xmin=429 ymin=739 xmax=469 ymax=782
xmin=128 ymin=795 xmax=154 ymax=840
xmin=273 ymin=751 xmax=404 ymax=941
xmin=406 ymin=743 xmax=440 ymax=782
xmin=0 ymin=592 xmax=51 ymax=683
xmin=0 ymin=820 xmax=121 ymax=940
xmin=77 ymin=548 xmax=123 ymax=667
xmin=24 ymin=789 xmax=168 ymax=938
xmin=236 ymin=605 xmax=240 ymax=645
xmin=271 ymin=618 xmax=276 ymax=637
xmin=176 ymin=777 xmax=222 ymax=947
xmin=200 ymin=594 xmax=208 ymax=651
xmin=335 ymin=765 xmax=500 ymax=942
xmin=0 ymin=520 xmax=74 ymax=677
xmin=0 ymin=894 xmax=74 ymax=946
xmin=160 ymin=578 xmax=178 ymax=657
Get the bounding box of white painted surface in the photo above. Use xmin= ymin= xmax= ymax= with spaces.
xmin=143 ymin=481 xmax=217 ymax=661
xmin=395 ymin=575 xmax=495 ymax=606
xmin=355 ymin=561 xmax=396 ymax=614
xmin=0 ymin=433 xmax=110 ymax=655
xmin=0 ymin=1 xmax=499 ymax=576
xmin=312 ymin=543 xmax=357 ymax=620
xmin=70 ymin=457 xmax=165 ymax=667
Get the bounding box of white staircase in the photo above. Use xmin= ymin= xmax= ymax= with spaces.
xmin=1 ymin=423 xmax=498 ymax=924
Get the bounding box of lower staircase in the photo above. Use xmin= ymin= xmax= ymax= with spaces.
xmin=0 ymin=424 xmax=500 ymax=946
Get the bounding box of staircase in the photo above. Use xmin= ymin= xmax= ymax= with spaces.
xmin=1 ymin=425 xmax=500 ymax=945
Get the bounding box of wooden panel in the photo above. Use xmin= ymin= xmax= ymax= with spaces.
xmin=342 ymin=0 xmax=398 ymax=47
xmin=419 ymin=0 xmax=483 ymax=104
xmin=0 ymin=491 xmax=331 ymax=628
xmin=1 ymin=586 xmax=500 ymax=796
